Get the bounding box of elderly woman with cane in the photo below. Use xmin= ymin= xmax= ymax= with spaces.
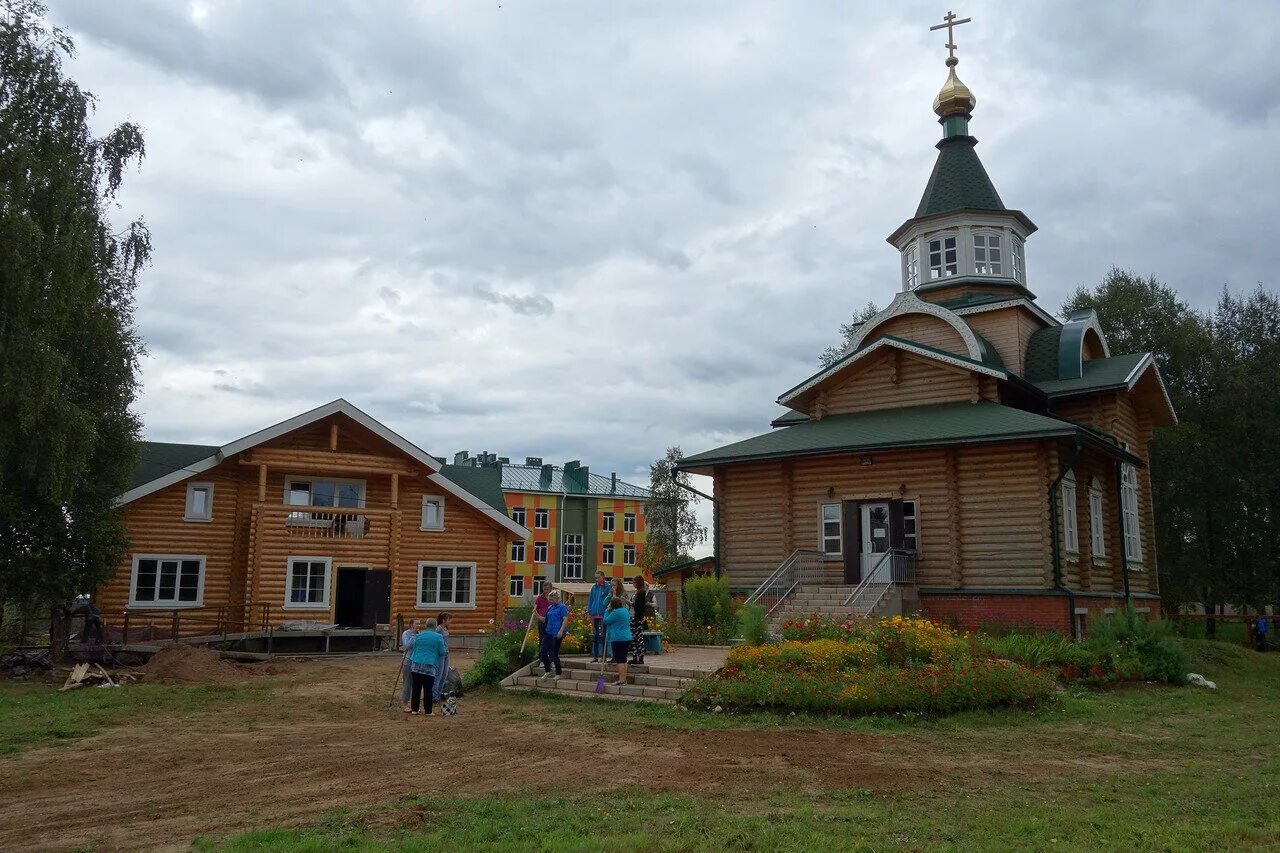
xmin=409 ymin=617 xmax=448 ymax=716
xmin=399 ymin=618 xmax=422 ymax=712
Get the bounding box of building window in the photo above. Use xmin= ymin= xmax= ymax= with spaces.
xmin=904 ymin=243 xmax=919 ymax=289
xmin=602 ymin=543 xmax=615 ymax=564
xmin=511 ymin=506 xmax=526 ymax=527
xmin=562 ymin=534 xmax=583 ymax=580
xmin=623 ymin=544 xmax=637 ymax=565
xmin=973 ymin=232 xmax=1003 ymax=275
xmin=130 ymin=555 xmax=205 ymax=607
xmin=928 ymin=234 xmax=958 ymax=279
xmin=534 ymin=541 xmax=548 ymax=563
xmin=623 ymin=512 xmax=637 ymax=533
xmin=184 ymin=483 xmax=214 ymax=522
xmin=820 ymin=504 xmax=842 ymax=554
xmin=1089 ymin=485 xmax=1106 ymax=558
xmin=510 ymin=540 xmax=526 ymax=562
xmin=417 ymin=562 xmax=476 ymax=608
xmin=601 ymin=512 xmax=615 ymax=532
xmin=420 ymin=495 xmax=445 ymax=531
xmin=1062 ymin=471 xmax=1079 ymax=553
xmin=286 ymin=477 xmax=365 ymax=510
xmin=285 ymin=557 xmax=330 ymax=609
xmin=1121 ymin=464 xmax=1142 ymax=563
xmin=531 ymin=578 xmax=546 ymax=596
xmin=508 ymin=575 xmax=524 ymax=597
xmin=534 ymin=507 xmax=549 ymax=529
xmin=1012 ymin=237 xmax=1025 ymax=282
xmin=903 ymin=500 xmax=918 ymax=551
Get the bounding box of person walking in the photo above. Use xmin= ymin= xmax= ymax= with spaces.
xmin=433 ymin=612 xmax=452 ymax=702
xmin=604 ymin=596 xmax=633 ymax=685
xmin=587 ymin=570 xmax=610 ymax=663
xmin=629 ymin=575 xmax=650 ymax=665
xmin=399 ymin=618 xmax=423 ymax=711
xmin=409 ymin=617 xmax=448 ymax=716
xmin=1256 ymin=614 xmax=1270 ymax=652
xmin=540 ymin=590 xmax=569 ymax=680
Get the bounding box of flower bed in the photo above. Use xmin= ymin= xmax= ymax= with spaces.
xmin=778 ymin=615 xmax=969 ymax=665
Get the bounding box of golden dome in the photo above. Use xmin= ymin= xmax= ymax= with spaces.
xmin=932 ymin=57 xmax=976 ymax=118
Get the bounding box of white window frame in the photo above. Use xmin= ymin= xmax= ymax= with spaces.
xmin=510 ymin=540 xmax=526 ymax=562
xmin=902 ymin=500 xmax=919 ymax=552
xmin=623 ymin=512 xmax=637 ymax=533
xmin=183 ymin=482 xmax=214 ymax=522
xmin=531 ymin=578 xmax=547 ymax=596
xmin=1012 ymin=236 xmax=1025 ymax=282
xmin=1121 ymin=463 xmax=1143 ymax=564
xmin=601 ymin=543 xmax=615 ymax=565
xmin=623 ymin=544 xmax=637 ymax=566
xmin=534 ymin=507 xmax=549 ymax=529
xmin=819 ymin=504 xmax=842 ymax=555
xmin=533 ymin=541 xmax=548 ymax=563
xmin=928 ymin=233 xmax=958 ymax=279
xmin=562 ymin=534 xmax=584 ymax=580
xmin=1062 ymin=471 xmax=1079 ymax=554
xmin=511 ymin=506 xmax=527 ymax=527
xmin=128 ymin=554 xmax=206 ymax=608
xmin=416 ymin=561 xmax=477 ymax=609
xmin=972 ymin=230 xmax=1003 ymax=276
xmin=904 ymin=243 xmax=919 ymax=289
xmin=284 ymin=556 xmax=332 ymax=610
xmin=420 ymin=495 xmax=445 ymax=531
xmin=601 ymin=512 xmax=616 ymax=532
xmin=508 ymin=575 xmax=524 ymax=597
xmin=285 ymin=475 xmax=366 ymax=509
xmin=1089 ymin=483 xmax=1106 ymax=559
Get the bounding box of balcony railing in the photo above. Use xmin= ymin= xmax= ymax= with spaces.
xmin=254 ymin=503 xmax=396 ymax=544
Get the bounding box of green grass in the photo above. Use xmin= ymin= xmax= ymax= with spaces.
xmin=0 ymin=679 xmax=260 ymax=755
xmin=198 ymin=641 xmax=1280 ymax=851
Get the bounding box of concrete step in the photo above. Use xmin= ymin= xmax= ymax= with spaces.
xmin=513 ymin=674 xmax=682 ymax=703
xmin=559 ymin=668 xmax=695 ymax=689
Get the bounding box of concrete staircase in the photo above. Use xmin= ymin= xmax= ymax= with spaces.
xmin=767 ymin=584 xmax=919 ymax=631
xmin=500 ymin=656 xmax=707 ymax=704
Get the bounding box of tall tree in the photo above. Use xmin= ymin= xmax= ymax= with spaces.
xmin=0 ymin=1 xmax=148 ymax=615
xmin=818 ymin=302 xmax=880 ymax=367
xmin=639 ymin=447 xmax=707 ymax=573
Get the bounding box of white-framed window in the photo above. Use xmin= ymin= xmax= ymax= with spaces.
xmin=531 ymin=578 xmax=547 ymax=596
xmin=286 ymin=476 xmax=365 ymax=510
xmin=1121 ymin=463 xmax=1143 ymax=563
xmin=510 ymin=540 xmax=526 ymax=562
xmin=602 ymin=543 xmax=615 ymax=565
xmin=601 ymin=512 xmax=615 ymax=532
xmin=534 ymin=541 xmax=548 ymax=563
xmin=904 ymin=243 xmax=919 ymax=289
xmin=511 ymin=506 xmax=526 ymax=527
xmin=928 ymin=234 xmax=958 ymax=279
xmin=902 ymin=500 xmax=918 ymax=551
xmin=1089 ymin=484 xmax=1106 ymax=559
xmin=562 ymin=534 xmax=583 ymax=580
xmin=820 ymin=504 xmax=842 ymax=555
xmin=973 ymin=231 xmax=1003 ymax=275
xmin=420 ymin=495 xmax=445 ymax=531
xmin=1012 ymin=236 xmax=1025 ymax=282
xmin=417 ymin=562 xmax=476 ymax=608
xmin=129 ymin=555 xmax=205 ymax=608
xmin=285 ymin=556 xmax=331 ymax=609
xmin=508 ymin=575 xmax=524 ymax=597
xmin=623 ymin=544 xmax=637 ymax=565
xmin=1062 ymin=470 xmax=1079 ymax=553
xmin=184 ymin=482 xmax=214 ymax=522
xmin=623 ymin=512 xmax=637 ymax=533
xmin=534 ymin=507 xmax=549 ymax=529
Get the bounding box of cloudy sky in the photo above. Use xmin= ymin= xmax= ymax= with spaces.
xmin=49 ymin=1 xmax=1279 ymax=533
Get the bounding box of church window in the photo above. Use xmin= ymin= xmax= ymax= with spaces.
xmin=1089 ymin=483 xmax=1105 ymax=558
xmin=904 ymin=244 xmax=919 ymax=289
xmin=902 ymin=500 xmax=918 ymax=551
xmin=928 ymin=235 xmax=958 ymax=279
xmin=1011 ymin=236 xmax=1025 ymax=282
xmin=1061 ymin=470 xmax=1078 ymax=553
xmin=973 ymin=232 xmax=1003 ymax=275
xmin=820 ymin=504 xmax=842 ymax=554
xmin=1120 ymin=464 xmax=1142 ymax=563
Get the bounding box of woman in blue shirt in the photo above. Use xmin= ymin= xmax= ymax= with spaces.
xmin=409 ymin=618 xmax=448 ymax=715
xmin=539 ymin=590 xmax=570 ymax=679
xmin=603 ymin=596 xmax=633 ymax=685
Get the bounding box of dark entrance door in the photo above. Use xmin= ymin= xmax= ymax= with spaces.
xmin=334 ymin=567 xmax=366 ymax=627
xmin=362 ymin=569 xmax=391 ymax=628
xmin=841 ymin=501 xmax=862 ymax=584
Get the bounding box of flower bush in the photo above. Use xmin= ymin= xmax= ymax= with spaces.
xmin=778 ymin=615 xmax=968 ymax=666
xmin=727 ymin=639 xmax=879 ymax=674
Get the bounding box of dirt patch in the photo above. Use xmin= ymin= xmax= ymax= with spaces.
xmin=143 ymin=645 xmax=244 ymax=685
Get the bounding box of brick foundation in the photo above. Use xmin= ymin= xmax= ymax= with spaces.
xmin=920 ymin=592 xmax=1162 ymax=636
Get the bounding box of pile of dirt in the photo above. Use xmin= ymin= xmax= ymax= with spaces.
xmin=144 ymin=645 xmax=243 ymax=685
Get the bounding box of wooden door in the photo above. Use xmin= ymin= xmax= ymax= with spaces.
xmin=841 ymin=501 xmax=862 ymax=584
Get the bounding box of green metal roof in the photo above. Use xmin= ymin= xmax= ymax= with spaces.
xmin=1032 ymin=353 xmax=1149 ymax=397
xmin=494 ymin=463 xmax=650 ymax=498
xmin=915 ymin=136 xmax=1005 ymax=218
xmin=438 ymin=464 xmax=509 ymax=515
xmin=681 ymin=401 xmax=1099 ymax=467
xmin=653 ymin=555 xmax=716 ymax=578
xmin=130 ymin=441 xmax=219 ymax=490
xmin=771 ymin=409 xmax=811 ymax=427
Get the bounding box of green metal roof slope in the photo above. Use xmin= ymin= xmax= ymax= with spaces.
xmin=1032 ymin=353 xmax=1149 ymax=397
xmin=130 ymin=441 xmax=219 ymax=490
xmin=680 ymin=401 xmax=1086 ymax=467
xmin=497 ymin=463 xmax=650 ymax=498
xmin=438 ymin=464 xmax=509 ymax=515
xmin=914 ymin=137 xmax=1005 ymax=218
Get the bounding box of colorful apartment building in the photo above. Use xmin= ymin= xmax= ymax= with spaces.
xmin=450 ymin=452 xmax=651 ymax=601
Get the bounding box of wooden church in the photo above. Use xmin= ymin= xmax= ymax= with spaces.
xmin=679 ymin=31 xmax=1176 ymax=636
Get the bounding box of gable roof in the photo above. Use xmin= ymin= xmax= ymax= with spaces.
xmin=436 ymin=464 xmax=508 ymax=516
xmin=653 ymin=555 xmax=716 ymax=578
xmin=117 ymin=399 xmax=529 ymax=538
xmin=1033 ymin=351 xmax=1176 ymax=419
xmin=496 ymin=463 xmax=650 ymax=498
xmin=678 ymin=400 xmax=1143 ymax=470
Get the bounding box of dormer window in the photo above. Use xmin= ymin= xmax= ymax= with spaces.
xmin=904 ymin=243 xmax=919 ymax=289
xmin=973 ymin=231 xmax=1003 ymax=275
xmin=1011 ymin=236 xmax=1025 ymax=282
xmin=928 ymin=234 xmax=958 ymax=279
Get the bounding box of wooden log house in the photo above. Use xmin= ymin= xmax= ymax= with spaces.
xmin=98 ymin=400 xmax=529 ymax=639
xmin=678 ymin=53 xmax=1177 ymax=636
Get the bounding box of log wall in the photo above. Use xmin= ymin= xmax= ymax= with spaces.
xmin=820 ymin=350 xmax=993 ymax=418
xmin=872 ymin=313 xmax=969 ymax=355
xmin=962 ymin=306 xmax=1044 ymax=375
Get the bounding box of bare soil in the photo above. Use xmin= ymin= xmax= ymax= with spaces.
xmin=0 ymin=654 xmax=1168 ymax=852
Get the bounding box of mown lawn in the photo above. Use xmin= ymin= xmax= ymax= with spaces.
xmin=196 ymin=641 xmax=1280 ymax=852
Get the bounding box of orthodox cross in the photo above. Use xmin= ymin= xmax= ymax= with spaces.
xmin=929 ymin=10 xmax=972 ymax=61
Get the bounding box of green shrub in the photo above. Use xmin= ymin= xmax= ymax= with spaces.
xmin=463 ymin=612 xmax=538 ymax=688
xmin=684 ymin=575 xmax=733 ymax=630
xmin=663 ymin=620 xmax=733 ymax=646
xmin=1085 ymin=606 xmax=1190 ymax=684
xmin=737 ymin=603 xmax=769 ymax=646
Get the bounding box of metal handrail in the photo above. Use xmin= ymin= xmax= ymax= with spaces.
xmin=842 ymin=548 xmax=916 ymax=609
xmin=744 ymin=549 xmax=821 ymax=618
xmin=744 ymin=549 xmax=810 ymax=605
